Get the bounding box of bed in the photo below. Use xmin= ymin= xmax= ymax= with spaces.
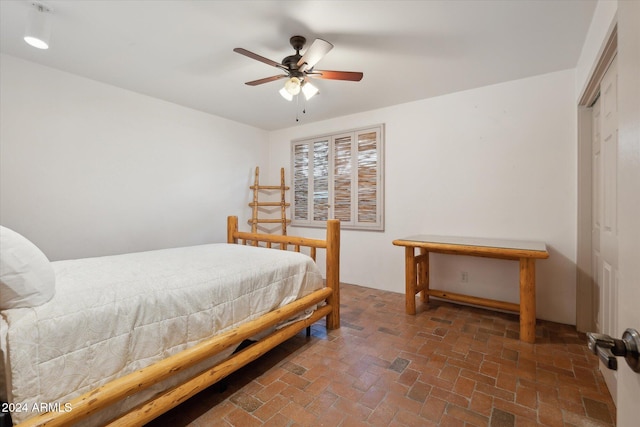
xmin=0 ymin=215 xmax=340 ymax=426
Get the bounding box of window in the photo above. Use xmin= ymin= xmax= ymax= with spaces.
xmin=291 ymin=125 xmax=384 ymax=230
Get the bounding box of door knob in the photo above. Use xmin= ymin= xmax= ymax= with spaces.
xmin=586 ymin=328 xmax=640 ymax=372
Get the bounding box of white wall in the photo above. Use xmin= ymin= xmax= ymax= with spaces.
xmin=0 ymin=54 xmax=267 ymax=261
xmin=0 ymin=53 xmax=580 ymax=325
xmin=269 ymin=69 xmax=577 ymax=325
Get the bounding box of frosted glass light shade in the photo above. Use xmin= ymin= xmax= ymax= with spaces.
xmin=302 ymin=81 xmax=319 ymax=100
xmin=279 ymin=87 xmax=293 ymax=101
xmin=284 ymin=77 xmax=301 ymax=95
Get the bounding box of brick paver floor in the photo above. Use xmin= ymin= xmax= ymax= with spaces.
xmin=148 ymin=283 xmax=615 ymax=426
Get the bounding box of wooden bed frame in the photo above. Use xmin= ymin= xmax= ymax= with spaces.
xmin=15 ymin=216 xmax=340 ymax=427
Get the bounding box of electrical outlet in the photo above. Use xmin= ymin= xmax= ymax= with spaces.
xmin=461 ymin=271 xmax=469 ymax=283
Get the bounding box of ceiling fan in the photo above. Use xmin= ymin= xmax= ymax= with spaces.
xmin=233 ymin=36 xmax=363 ymax=101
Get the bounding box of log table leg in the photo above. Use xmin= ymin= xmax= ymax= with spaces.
xmin=419 ymin=248 xmax=429 ymax=303
xmin=405 ymin=247 xmax=417 ymax=314
xmin=519 ymin=258 xmax=536 ymax=343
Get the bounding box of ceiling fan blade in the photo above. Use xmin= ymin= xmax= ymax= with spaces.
xmin=297 ymin=38 xmax=333 ymax=70
xmin=308 ymin=70 xmax=363 ymax=82
xmin=234 ymin=48 xmax=286 ymax=70
xmin=244 ymin=75 xmax=288 ymax=86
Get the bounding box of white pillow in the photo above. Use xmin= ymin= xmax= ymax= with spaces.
xmin=0 ymin=226 xmax=55 ymax=310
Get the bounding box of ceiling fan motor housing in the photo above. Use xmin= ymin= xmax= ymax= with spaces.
xmin=282 ymin=54 xmax=302 ymax=71
xmin=283 ymin=36 xmax=306 ymax=73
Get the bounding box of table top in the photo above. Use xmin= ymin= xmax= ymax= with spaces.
xmin=393 ymin=234 xmax=549 ymax=259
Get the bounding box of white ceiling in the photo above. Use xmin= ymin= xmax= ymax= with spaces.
xmin=0 ymin=0 xmax=597 ymax=131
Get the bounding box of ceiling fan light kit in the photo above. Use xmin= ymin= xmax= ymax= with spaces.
xmin=278 ymin=77 xmax=320 ymax=102
xmin=234 ymin=35 xmax=363 ymax=106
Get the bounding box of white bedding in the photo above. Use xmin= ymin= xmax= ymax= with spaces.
xmin=0 ymin=243 xmax=323 ymax=424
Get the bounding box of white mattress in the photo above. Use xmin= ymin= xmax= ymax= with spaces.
xmin=0 ymin=243 xmax=323 ymax=424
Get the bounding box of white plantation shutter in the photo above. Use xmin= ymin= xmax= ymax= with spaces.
xmin=293 ymin=143 xmax=309 ymax=221
xmin=291 ymin=125 xmax=384 ymax=231
xmin=313 ymin=140 xmax=330 ymax=221
xmin=356 ymin=129 xmax=379 ymax=224
xmin=333 ymin=134 xmax=353 ymax=223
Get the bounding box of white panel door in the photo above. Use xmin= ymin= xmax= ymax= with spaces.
xmin=593 ymin=56 xmax=619 ymax=402
xmin=600 ymin=56 xmax=619 ymax=340
xmin=592 ymin=97 xmax=602 ymax=333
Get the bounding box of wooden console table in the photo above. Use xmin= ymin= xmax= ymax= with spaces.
xmin=392 ymin=235 xmax=549 ymax=343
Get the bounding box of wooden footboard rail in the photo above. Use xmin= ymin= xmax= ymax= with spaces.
xmin=16 ymin=216 xmax=340 ymax=427
xmin=227 ymin=215 xmax=341 ymax=330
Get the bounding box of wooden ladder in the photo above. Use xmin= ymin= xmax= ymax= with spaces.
xmin=248 ymin=167 xmax=291 ymax=235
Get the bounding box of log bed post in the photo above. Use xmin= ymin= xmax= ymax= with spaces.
xmin=325 ymin=219 xmax=340 ymax=330
xmin=227 ymin=215 xmax=238 ymax=244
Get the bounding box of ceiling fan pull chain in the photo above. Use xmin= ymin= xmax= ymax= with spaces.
xmin=295 ymin=95 xmax=308 ymax=123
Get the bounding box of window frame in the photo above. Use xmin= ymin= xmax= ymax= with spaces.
xmin=290 ymin=124 xmax=385 ymax=231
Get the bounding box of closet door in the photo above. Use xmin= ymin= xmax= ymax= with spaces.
xmin=592 ymin=56 xmax=619 ymax=403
